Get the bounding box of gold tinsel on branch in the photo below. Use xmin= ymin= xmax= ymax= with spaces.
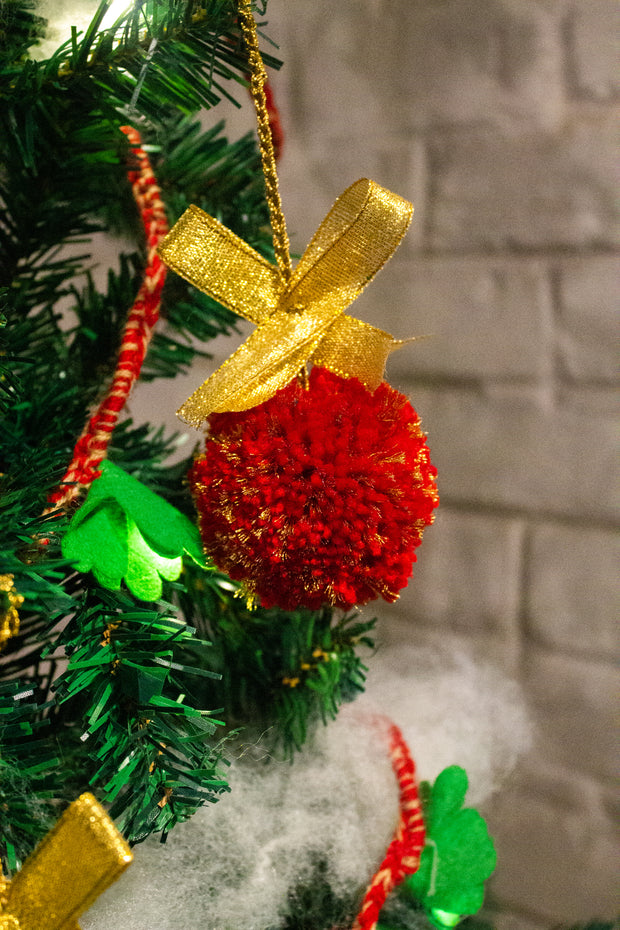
xmin=0 ymin=575 xmax=23 ymax=651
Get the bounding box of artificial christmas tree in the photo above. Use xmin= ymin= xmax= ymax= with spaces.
xmin=0 ymin=2 xmax=532 ymax=927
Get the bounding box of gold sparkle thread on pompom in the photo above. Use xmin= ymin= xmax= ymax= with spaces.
xmin=1 ymin=793 xmax=132 ymax=930
xmin=0 ymin=575 xmax=23 ymax=651
xmin=159 ymin=179 xmax=413 ymax=426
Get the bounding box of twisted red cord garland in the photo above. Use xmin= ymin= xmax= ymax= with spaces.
xmin=352 ymin=722 xmax=426 ymax=930
xmin=48 ymin=126 xmax=169 ymax=508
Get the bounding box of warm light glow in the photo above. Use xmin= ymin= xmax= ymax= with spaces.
xmin=32 ymin=1 xmax=135 ymax=59
xmin=101 ymin=0 xmax=133 ymax=30
xmin=430 ymin=909 xmax=462 ymax=928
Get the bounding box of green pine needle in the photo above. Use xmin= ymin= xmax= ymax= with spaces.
xmin=0 ymin=0 xmax=376 ymax=867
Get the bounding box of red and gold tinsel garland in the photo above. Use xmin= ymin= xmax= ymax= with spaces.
xmin=188 ymin=367 xmax=438 ymax=610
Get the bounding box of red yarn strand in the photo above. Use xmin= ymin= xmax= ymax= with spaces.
xmin=353 ymin=722 xmax=426 ymax=930
xmin=48 ymin=126 xmax=169 ymax=508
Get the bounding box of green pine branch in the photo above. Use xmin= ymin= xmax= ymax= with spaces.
xmin=0 ymin=680 xmax=59 ymax=873
xmin=0 ymin=0 xmax=377 ymax=873
xmin=49 ymin=583 xmax=230 ymax=844
xmin=174 ymin=563 xmax=376 ymax=758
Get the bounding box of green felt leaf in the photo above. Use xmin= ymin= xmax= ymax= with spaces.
xmin=62 ymin=502 xmax=129 ymax=590
xmin=406 ymin=766 xmax=497 ymax=924
xmin=90 ymin=460 xmax=204 ymax=563
xmin=125 ymin=517 xmax=183 ymax=601
xmin=427 ymin=765 xmax=469 ymax=829
xmin=62 ymin=459 xmax=206 ymax=600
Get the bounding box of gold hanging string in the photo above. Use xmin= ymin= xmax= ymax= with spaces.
xmin=238 ymin=0 xmax=292 ymax=282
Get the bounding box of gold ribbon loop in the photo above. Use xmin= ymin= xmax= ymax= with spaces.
xmin=158 ymin=178 xmax=414 ymax=426
xmin=158 ymin=205 xmax=281 ymax=324
xmin=286 ymin=179 xmax=412 ymax=309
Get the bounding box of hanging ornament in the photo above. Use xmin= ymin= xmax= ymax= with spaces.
xmin=0 ymin=575 xmax=23 ymax=651
xmin=0 ymin=793 xmax=132 ymax=930
xmin=158 ymin=0 xmax=438 ymax=610
xmin=189 ymin=367 xmax=437 ymax=610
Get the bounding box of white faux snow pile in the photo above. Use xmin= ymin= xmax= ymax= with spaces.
xmin=83 ymin=642 xmax=530 ymax=930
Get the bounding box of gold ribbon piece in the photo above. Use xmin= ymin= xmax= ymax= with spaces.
xmin=158 ymin=178 xmax=414 ymax=426
xmin=1 ymin=793 xmax=132 ymax=930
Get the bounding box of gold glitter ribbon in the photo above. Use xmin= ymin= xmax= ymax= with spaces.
xmin=0 ymin=793 xmax=132 ymax=930
xmin=159 ymin=178 xmax=413 ymax=426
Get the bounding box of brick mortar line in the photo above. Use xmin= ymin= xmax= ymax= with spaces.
xmin=394 ymin=374 xmax=620 ymax=390
xmin=483 ymin=896 xmax=559 ymax=930
xmin=432 ymin=499 xmax=620 ymax=533
xmin=392 ymin=250 xmax=620 ymax=266
xmin=522 ymin=636 xmax=619 ymax=670
xmin=522 ymin=636 xmax=620 ymax=669
xmin=514 ymin=518 xmax=530 ymax=681
xmin=548 ymin=262 xmax=572 ymax=391
xmin=409 ymin=244 xmax=620 ymax=259
xmin=421 ymin=136 xmax=438 ymax=253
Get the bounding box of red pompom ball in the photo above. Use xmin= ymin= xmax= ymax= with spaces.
xmin=188 ymin=367 xmax=438 ymax=610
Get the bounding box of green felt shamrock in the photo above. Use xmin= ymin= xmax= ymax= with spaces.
xmin=62 ymin=459 xmax=206 ymax=601
xmin=404 ymin=765 xmax=497 ymax=928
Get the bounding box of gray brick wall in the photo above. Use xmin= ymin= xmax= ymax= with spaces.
xmin=265 ymin=1 xmax=619 ymax=926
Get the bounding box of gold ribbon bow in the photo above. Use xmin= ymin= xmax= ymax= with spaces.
xmin=0 ymin=793 xmax=132 ymax=930
xmin=158 ymin=178 xmax=413 ymax=427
